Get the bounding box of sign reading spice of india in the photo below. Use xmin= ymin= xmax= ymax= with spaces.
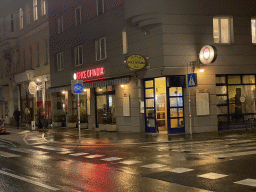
xmin=125 ymin=55 xmax=147 ymax=70
xmin=76 ymin=67 xmax=105 ymax=80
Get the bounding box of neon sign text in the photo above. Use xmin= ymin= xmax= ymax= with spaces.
xmin=76 ymin=67 xmax=105 ymax=80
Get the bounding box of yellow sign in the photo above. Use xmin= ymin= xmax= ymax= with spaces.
xmin=125 ymin=55 xmax=147 ymax=70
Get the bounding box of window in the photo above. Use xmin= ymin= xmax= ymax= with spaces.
xmin=33 ymin=0 xmax=38 ymax=21
xmin=19 ymin=8 xmax=23 ymax=29
xmin=252 ymin=18 xmax=256 ymax=44
xmin=95 ymin=37 xmax=107 ymax=61
xmin=213 ymin=17 xmax=233 ymax=43
xmin=26 ymin=6 xmax=31 ymax=24
xmin=57 ymin=16 xmax=63 ymax=34
xmin=122 ymin=28 xmax=128 ymax=54
xmin=57 ymin=52 xmax=64 ymax=70
xmin=75 ymin=7 xmax=81 ymax=26
xmin=97 ymin=0 xmax=104 ymax=15
xmin=74 ymin=45 xmax=83 ymax=66
xmin=36 ymin=42 xmax=40 ymax=67
xmin=11 ymin=14 xmax=14 ymax=32
xmin=44 ymin=39 xmax=49 ymax=65
xmin=41 ymin=0 xmax=46 ymax=16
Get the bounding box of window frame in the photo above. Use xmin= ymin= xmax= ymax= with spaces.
xmin=95 ymin=37 xmax=107 ymax=61
xmin=74 ymin=45 xmax=83 ymax=66
xmin=213 ymin=16 xmax=233 ymax=44
xmin=19 ymin=8 xmax=24 ymax=30
xmin=96 ymin=0 xmax=104 ymax=16
xmin=251 ymin=18 xmax=256 ymax=44
xmin=41 ymin=0 xmax=46 ymax=16
xmin=33 ymin=0 xmax=38 ymax=21
xmin=75 ymin=6 xmax=81 ymax=26
xmin=57 ymin=52 xmax=64 ymax=71
xmin=57 ymin=16 xmax=63 ymax=34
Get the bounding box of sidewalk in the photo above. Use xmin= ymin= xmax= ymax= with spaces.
xmin=1 ymin=125 xmax=256 ymax=146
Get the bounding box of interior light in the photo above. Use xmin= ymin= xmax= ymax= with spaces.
xmin=199 ymin=69 xmax=205 ymax=72
xmin=84 ymin=89 xmax=87 ymax=92
xmin=120 ymin=84 xmax=125 ymax=88
xmin=62 ymin=91 xmax=66 ymax=94
xmin=99 ymin=89 xmax=102 ymax=91
xmin=73 ymin=73 xmax=77 ymax=80
xmin=37 ymin=79 xmax=40 ymax=82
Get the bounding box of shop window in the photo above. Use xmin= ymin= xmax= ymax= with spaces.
xmin=57 ymin=52 xmax=63 ymax=71
xmin=252 ymin=18 xmax=256 ymax=44
xmin=213 ymin=17 xmax=233 ymax=44
xmin=75 ymin=7 xmax=81 ymax=26
xmin=228 ymin=76 xmax=241 ymax=84
xmin=57 ymin=92 xmax=65 ymax=114
xmin=74 ymin=45 xmax=83 ymax=66
xmin=19 ymin=8 xmax=23 ymax=29
xmin=96 ymin=0 xmax=104 ymax=16
xmin=95 ymin=37 xmax=107 ymax=61
xmin=58 ymin=16 xmax=63 ymax=34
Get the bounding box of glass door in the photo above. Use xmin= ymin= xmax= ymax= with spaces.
xmin=167 ymin=87 xmax=185 ymax=133
xmin=144 ymin=79 xmax=157 ymax=132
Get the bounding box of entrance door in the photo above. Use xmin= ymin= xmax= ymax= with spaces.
xmin=167 ymin=87 xmax=185 ymax=133
xmin=144 ymin=79 xmax=157 ymax=132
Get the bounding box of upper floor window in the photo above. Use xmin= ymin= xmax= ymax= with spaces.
xmin=213 ymin=17 xmax=233 ymax=44
xmin=33 ymin=0 xmax=38 ymax=21
xmin=122 ymin=28 xmax=128 ymax=54
xmin=11 ymin=14 xmax=14 ymax=32
xmin=19 ymin=8 xmax=23 ymax=29
xmin=58 ymin=16 xmax=63 ymax=34
xmin=41 ymin=0 xmax=46 ymax=16
xmin=95 ymin=37 xmax=107 ymax=61
xmin=57 ymin=52 xmax=64 ymax=71
xmin=74 ymin=45 xmax=83 ymax=66
xmin=26 ymin=6 xmax=31 ymax=24
xmin=75 ymin=7 xmax=81 ymax=26
xmin=252 ymin=18 xmax=256 ymax=44
xmin=44 ymin=38 xmax=49 ymax=65
xmin=97 ymin=0 xmax=104 ymax=15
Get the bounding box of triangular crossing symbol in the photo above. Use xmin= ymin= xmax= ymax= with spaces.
xmin=189 ymin=75 xmax=195 ymax=86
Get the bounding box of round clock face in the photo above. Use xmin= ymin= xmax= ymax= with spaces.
xmin=199 ymin=45 xmax=217 ymax=64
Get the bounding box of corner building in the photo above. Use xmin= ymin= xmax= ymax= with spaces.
xmin=49 ymin=0 xmax=256 ymax=133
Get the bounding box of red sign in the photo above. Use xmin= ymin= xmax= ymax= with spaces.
xmin=76 ymin=67 xmax=105 ymax=80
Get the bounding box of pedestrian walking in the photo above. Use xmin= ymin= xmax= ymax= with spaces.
xmin=13 ymin=108 xmax=21 ymax=129
xmin=25 ymin=107 xmax=31 ymax=129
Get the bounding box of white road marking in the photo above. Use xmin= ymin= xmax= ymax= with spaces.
xmin=57 ymin=151 xmax=73 ymax=154
xmin=168 ymin=168 xmax=194 ymax=173
xmin=0 ymin=151 xmax=21 ymax=158
xmin=191 ymin=146 xmax=256 ymax=155
xmin=141 ymin=164 xmax=167 ymax=169
xmin=119 ymin=160 xmax=142 ymax=165
xmin=215 ymin=150 xmax=256 ymax=158
xmin=234 ymin=178 xmax=256 ymax=187
xmin=34 ymin=145 xmax=69 ymax=152
xmin=18 ymin=130 xmax=30 ymax=135
xmin=0 ymin=170 xmax=59 ymax=191
xmin=197 ymin=172 xmax=228 ymax=180
xmin=9 ymin=148 xmax=48 ymax=155
xmin=85 ymin=154 xmax=104 ymax=158
xmin=101 ymin=157 xmax=122 ymax=161
xmin=69 ymin=153 xmax=89 ymax=156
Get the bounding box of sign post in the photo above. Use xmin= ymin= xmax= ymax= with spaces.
xmin=28 ymin=81 xmax=37 ymax=130
xmin=72 ymin=80 xmax=83 ymax=143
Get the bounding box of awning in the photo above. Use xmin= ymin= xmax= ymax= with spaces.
xmin=47 ymin=85 xmax=71 ymax=93
xmin=83 ymin=77 xmax=130 ymax=88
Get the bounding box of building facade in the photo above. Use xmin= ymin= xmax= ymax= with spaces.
xmin=0 ymin=0 xmax=51 ymax=124
xmin=47 ymin=0 xmax=256 ymax=134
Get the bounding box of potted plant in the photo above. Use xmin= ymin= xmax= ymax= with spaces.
xmin=67 ymin=115 xmax=77 ymax=128
xmin=80 ymin=113 xmax=88 ymax=129
xmin=53 ymin=114 xmax=63 ymax=127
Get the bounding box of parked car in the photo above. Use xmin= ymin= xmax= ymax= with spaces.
xmin=0 ymin=119 xmax=5 ymax=134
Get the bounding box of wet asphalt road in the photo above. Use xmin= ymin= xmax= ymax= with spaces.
xmin=0 ymin=129 xmax=256 ymax=191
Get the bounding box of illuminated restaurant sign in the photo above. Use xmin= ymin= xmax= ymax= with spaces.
xmin=76 ymin=67 xmax=105 ymax=80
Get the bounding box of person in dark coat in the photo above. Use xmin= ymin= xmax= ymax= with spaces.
xmin=13 ymin=108 xmax=21 ymax=129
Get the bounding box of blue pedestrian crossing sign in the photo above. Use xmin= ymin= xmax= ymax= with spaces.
xmin=187 ymin=73 xmax=197 ymax=87
xmin=74 ymin=83 xmax=83 ymax=93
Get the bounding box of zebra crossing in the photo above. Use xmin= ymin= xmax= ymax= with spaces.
xmin=141 ymin=137 xmax=256 ymax=159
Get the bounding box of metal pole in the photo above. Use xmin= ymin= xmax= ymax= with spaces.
xmin=78 ymin=93 xmax=81 ymax=143
xmin=188 ymin=62 xmax=192 ymax=135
